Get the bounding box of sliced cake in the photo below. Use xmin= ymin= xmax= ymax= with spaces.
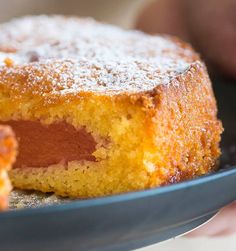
xmin=0 ymin=16 xmax=222 ymax=197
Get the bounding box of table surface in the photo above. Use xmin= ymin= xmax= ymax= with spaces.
xmin=138 ymin=235 xmax=236 ymax=251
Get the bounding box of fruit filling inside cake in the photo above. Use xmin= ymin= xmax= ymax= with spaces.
xmin=1 ymin=121 xmax=99 ymax=168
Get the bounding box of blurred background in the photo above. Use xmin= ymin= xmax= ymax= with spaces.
xmin=0 ymin=0 xmax=148 ymax=28
xmin=0 ymin=0 xmax=235 ymax=250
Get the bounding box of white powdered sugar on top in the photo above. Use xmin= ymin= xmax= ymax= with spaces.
xmin=0 ymin=16 xmax=197 ymax=94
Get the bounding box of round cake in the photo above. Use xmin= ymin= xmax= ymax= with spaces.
xmin=0 ymin=16 xmax=222 ymax=197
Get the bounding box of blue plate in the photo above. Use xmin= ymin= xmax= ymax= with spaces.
xmin=0 ymin=79 xmax=235 ymax=251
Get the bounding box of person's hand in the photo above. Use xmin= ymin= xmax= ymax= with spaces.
xmin=187 ymin=202 xmax=236 ymax=237
xmin=136 ymin=0 xmax=236 ymax=79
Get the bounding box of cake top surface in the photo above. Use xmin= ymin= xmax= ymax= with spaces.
xmin=0 ymin=16 xmax=198 ymax=95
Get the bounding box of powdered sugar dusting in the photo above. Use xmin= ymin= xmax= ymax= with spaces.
xmin=0 ymin=16 xmax=197 ymax=95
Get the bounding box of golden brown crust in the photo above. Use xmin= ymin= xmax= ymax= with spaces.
xmin=149 ymin=62 xmax=222 ymax=184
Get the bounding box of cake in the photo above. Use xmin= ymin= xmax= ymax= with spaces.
xmin=0 ymin=126 xmax=17 ymax=209
xmin=0 ymin=16 xmax=222 ymax=198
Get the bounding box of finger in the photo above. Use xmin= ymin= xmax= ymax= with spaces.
xmin=186 ymin=202 xmax=236 ymax=237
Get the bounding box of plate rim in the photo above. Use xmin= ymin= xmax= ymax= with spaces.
xmin=1 ymin=166 xmax=236 ymax=219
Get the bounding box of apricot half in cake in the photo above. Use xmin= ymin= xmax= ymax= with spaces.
xmin=0 ymin=16 xmax=222 ymax=197
xmin=0 ymin=126 xmax=17 ymax=209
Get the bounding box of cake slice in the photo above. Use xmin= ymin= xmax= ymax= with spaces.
xmin=0 ymin=126 xmax=17 ymax=209
xmin=0 ymin=16 xmax=222 ymax=197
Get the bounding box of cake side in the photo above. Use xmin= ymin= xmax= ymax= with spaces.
xmin=143 ymin=62 xmax=222 ymax=186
